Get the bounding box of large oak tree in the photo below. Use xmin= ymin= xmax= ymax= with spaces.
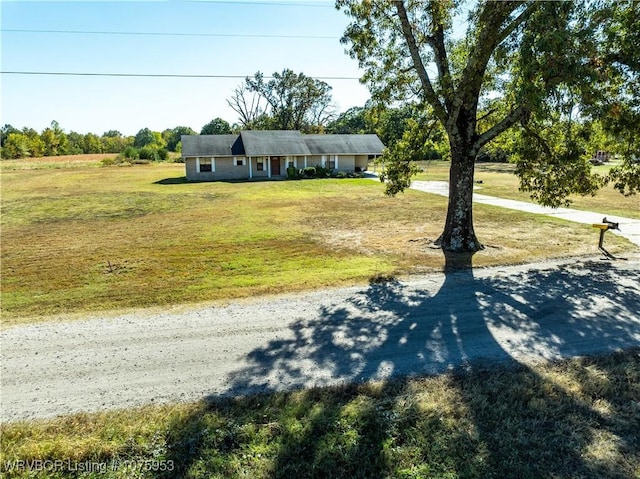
xmin=245 ymin=69 xmax=336 ymax=132
xmin=337 ymin=0 xmax=639 ymax=252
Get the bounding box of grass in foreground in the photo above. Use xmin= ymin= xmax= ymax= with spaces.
xmin=1 ymin=161 xmax=636 ymax=324
xmin=2 ymin=349 xmax=639 ymax=478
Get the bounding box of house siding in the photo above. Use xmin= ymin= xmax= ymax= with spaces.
xmin=186 ymin=157 xmax=219 ymax=181
xmin=185 ymin=158 xmax=198 ymax=181
xmin=355 ymin=155 xmax=370 ymax=171
xmin=306 ymin=155 xmax=324 ymax=168
xmin=251 ymin=157 xmax=269 ymax=178
xmin=186 ymin=156 xmax=247 ymax=181
xmin=214 ymin=158 xmax=248 ymax=180
xmin=336 ymin=155 xmax=355 ymax=172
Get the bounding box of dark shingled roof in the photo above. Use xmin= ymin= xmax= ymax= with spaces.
xmin=240 ymin=130 xmax=311 ymax=156
xmin=181 ymin=131 xmax=385 ymax=157
xmin=304 ymin=134 xmax=385 ymax=155
xmin=181 ymin=134 xmax=243 ymax=157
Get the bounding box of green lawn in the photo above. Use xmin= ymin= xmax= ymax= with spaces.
xmin=1 ymin=160 xmax=637 ymax=324
xmin=2 ymin=350 xmax=638 ymax=478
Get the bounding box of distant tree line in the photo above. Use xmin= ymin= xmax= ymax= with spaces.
xmin=1 ymin=106 xmax=616 ymax=166
xmin=0 ymin=121 xmax=227 ymax=160
xmin=1 ymin=107 xmax=448 ymax=163
xmin=1 ymin=64 xmax=624 ymax=166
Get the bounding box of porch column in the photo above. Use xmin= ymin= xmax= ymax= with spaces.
xmin=267 ymin=156 xmax=271 ymax=178
xmin=304 ymin=155 xmax=307 ymax=168
xmin=249 ymin=156 xmax=253 ymax=179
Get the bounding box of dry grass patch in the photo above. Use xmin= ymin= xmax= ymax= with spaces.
xmin=1 ymin=162 xmax=636 ymax=324
xmin=311 ymin=187 xmax=632 ymax=271
xmin=2 ymin=350 xmax=638 ymax=478
xmin=1 ymin=153 xmax=116 ymax=170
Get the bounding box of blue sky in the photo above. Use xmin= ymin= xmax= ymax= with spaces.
xmin=1 ymin=0 xmax=371 ymax=135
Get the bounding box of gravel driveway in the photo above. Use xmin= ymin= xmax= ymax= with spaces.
xmin=2 ymin=256 xmax=639 ymax=422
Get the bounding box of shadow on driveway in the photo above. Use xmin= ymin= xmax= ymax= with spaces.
xmin=163 ymin=254 xmax=640 ymax=477
xmin=223 ymin=256 xmax=639 ymax=395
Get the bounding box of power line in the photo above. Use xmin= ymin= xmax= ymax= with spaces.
xmin=0 ymin=71 xmax=361 ymax=81
xmin=1 ymin=28 xmax=338 ymax=40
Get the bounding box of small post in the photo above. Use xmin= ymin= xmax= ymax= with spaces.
xmin=592 ymin=217 xmax=619 ymax=259
xmin=598 ymin=228 xmax=606 ymax=249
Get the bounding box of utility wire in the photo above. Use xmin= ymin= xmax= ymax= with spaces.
xmin=0 ymin=71 xmax=361 ymax=81
xmin=1 ymin=28 xmax=338 ymax=40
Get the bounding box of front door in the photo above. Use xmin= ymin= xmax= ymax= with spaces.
xmin=270 ymin=157 xmax=281 ymax=176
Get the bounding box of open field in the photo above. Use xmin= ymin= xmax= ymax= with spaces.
xmin=2 ymin=349 xmax=638 ymax=478
xmin=0 ymin=154 xmax=118 ymax=170
xmin=1 ymin=159 xmax=637 ymax=324
xmin=413 ymin=161 xmax=640 ymax=220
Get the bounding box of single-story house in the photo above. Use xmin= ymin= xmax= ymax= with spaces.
xmin=182 ymin=130 xmax=385 ymax=181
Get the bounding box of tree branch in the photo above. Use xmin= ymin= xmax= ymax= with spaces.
xmin=475 ymin=105 xmax=526 ymax=149
xmin=394 ymin=0 xmax=448 ymax=124
xmin=461 ymin=2 xmax=536 ymax=105
xmin=497 ymin=2 xmax=537 ymax=46
xmin=424 ymin=2 xmax=454 ymax=114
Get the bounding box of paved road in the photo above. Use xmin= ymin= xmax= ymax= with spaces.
xmin=2 ymin=257 xmax=639 ymax=422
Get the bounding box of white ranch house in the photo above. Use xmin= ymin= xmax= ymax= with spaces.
xmin=182 ymin=130 xmax=385 ymax=181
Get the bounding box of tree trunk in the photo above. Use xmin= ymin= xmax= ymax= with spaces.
xmin=437 ymin=143 xmax=484 ymax=252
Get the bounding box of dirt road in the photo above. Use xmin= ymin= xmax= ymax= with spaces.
xmin=2 ymin=256 xmax=639 ymax=422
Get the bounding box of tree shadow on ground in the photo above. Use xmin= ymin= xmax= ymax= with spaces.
xmin=163 ymin=253 xmax=640 ymax=478
xmin=153 ymin=177 xmax=189 ymax=185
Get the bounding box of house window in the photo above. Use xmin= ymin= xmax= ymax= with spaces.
xmin=235 ymin=157 xmax=246 ymax=166
xmin=327 ymin=155 xmax=336 ymax=169
xmin=198 ymin=158 xmax=212 ymax=173
xmin=257 ymin=160 xmax=264 ymax=171
xmin=288 ymin=161 xmax=294 ymax=168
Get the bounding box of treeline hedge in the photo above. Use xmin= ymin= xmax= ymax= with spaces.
xmin=0 ymin=122 xmax=206 ymax=160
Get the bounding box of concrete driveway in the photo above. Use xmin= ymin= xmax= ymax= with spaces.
xmin=409 ymin=180 xmax=640 ymax=247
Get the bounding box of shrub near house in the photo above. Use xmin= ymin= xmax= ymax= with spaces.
xmin=182 ymin=130 xmax=384 ymax=181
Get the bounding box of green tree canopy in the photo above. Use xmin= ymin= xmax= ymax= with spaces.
xmin=200 ymin=118 xmax=232 ymax=135
xmin=102 ymin=130 xmax=122 ymax=138
xmin=338 ymin=0 xmax=639 ymax=252
xmin=2 ymin=129 xmax=45 ymax=159
xmin=1 ymin=124 xmax=20 ymax=148
xmin=244 ymin=69 xmax=336 ymax=131
xmin=326 ymin=106 xmax=369 ymax=134
xmin=167 ymin=126 xmax=197 ymax=151
xmin=41 ymin=120 xmax=68 ymax=157
xmin=133 ymin=128 xmax=156 ymax=148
